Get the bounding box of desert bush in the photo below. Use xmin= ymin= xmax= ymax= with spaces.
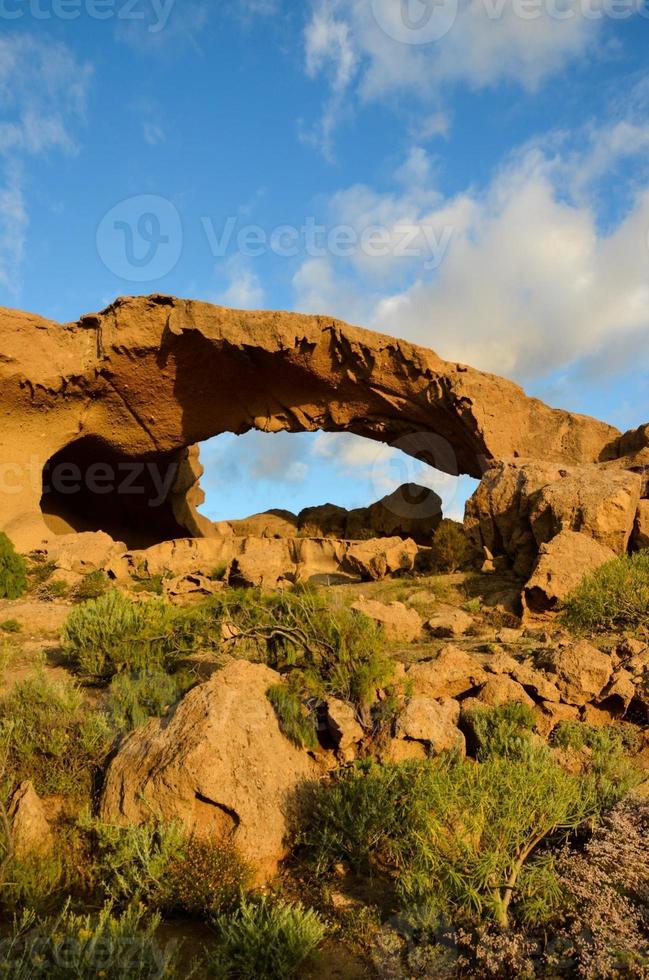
xmin=465 ymin=702 xmax=537 ymax=761
xmin=216 ymin=585 xmax=392 ymax=713
xmin=72 ymin=570 xmax=109 ymax=602
xmin=429 ymin=520 xmax=474 ymax=573
xmin=0 ymin=901 xmax=178 ymax=979
xmin=0 ymin=852 xmax=69 ymax=914
xmin=301 ymin=750 xmax=597 ymax=929
xmin=209 ymin=562 xmax=228 ymax=582
xmin=0 ymin=620 xmax=21 ymax=634
xmin=207 ymin=897 xmax=325 ymax=979
xmin=0 ymin=674 xmax=112 ymax=798
xmin=266 ymin=684 xmax=318 ymax=749
xmin=37 ymin=578 xmax=69 ymax=602
xmin=62 ymin=590 xmax=208 ymax=680
xmin=0 ymin=533 xmax=27 ymax=600
xmin=105 ymin=668 xmax=194 ymax=733
xmin=562 ymin=551 xmax=649 ymax=633
xmin=553 ymin=721 xmax=642 ymax=814
xmin=165 ymin=836 xmax=252 ymax=917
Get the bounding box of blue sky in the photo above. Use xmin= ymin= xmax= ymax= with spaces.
xmin=2 ymin=1 xmax=649 ymax=522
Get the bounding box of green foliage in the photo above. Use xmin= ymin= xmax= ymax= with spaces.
xmin=72 ymin=570 xmax=109 ymax=602
xmin=267 ymin=684 xmax=318 ymax=749
xmin=466 ymin=702 xmax=537 ymax=761
xmin=62 ymin=590 xmax=209 ymax=680
xmin=209 ymin=562 xmax=229 ymax=582
xmin=0 ymin=852 xmax=68 ymax=914
xmin=83 ymin=819 xmax=251 ymax=919
xmin=132 ymin=574 xmax=165 ymax=596
xmin=0 ymin=619 xmax=21 ymax=633
xmin=105 ymin=669 xmax=194 ymax=733
xmin=429 ymin=519 xmax=474 ymax=573
xmin=553 ymin=721 xmax=642 ymax=813
xmin=0 ymin=901 xmax=178 ymax=979
xmin=215 ymin=585 xmax=392 ymax=712
xmin=207 ymin=897 xmax=325 ymax=979
xmin=562 ymin=551 xmax=649 ymax=632
xmin=0 ymin=533 xmax=27 ymax=600
xmin=27 ymin=558 xmax=57 ymax=589
xmin=38 ymin=578 xmax=69 ymax=601
xmin=165 ymin=836 xmax=252 ymax=917
xmin=0 ymin=673 xmax=112 ymax=798
xmin=301 ymin=750 xmax=598 ymax=928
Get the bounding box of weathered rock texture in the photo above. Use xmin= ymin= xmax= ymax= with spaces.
xmin=0 ymin=295 xmax=619 ymax=551
xmin=100 ymin=660 xmax=316 ymax=882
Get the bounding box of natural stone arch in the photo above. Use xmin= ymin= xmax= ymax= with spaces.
xmin=0 ymin=295 xmax=620 ymax=550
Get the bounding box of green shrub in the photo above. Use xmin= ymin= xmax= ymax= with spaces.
xmin=27 ymin=558 xmax=56 ymax=589
xmin=0 ymin=851 xmax=68 ymax=913
xmin=301 ymin=750 xmax=597 ymax=928
xmin=562 ymin=551 xmax=649 ymax=632
xmin=207 ymin=897 xmax=325 ymax=979
xmin=0 ymin=901 xmax=178 ymax=979
xmin=0 ymin=673 xmax=112 ymax=798
xmin=0 ymin=619 xmax=21 ymax=634
xmin=465 ymin=702 xmax=537 ymax=761
xmin=209 ymin=562 xmax=228 ymax=582
xmin=267 ymin=684 xmax=318 ymax=749
xmin=0 ymin=533 xmax=27 ymax=600
xmin=132 ymin=574 xmax=165 ymax=596
xmin=37 ymin=578 xmax=69 ymax=602
xmin=429 ymin=520 xmax=473 ymax=573
xmin=165 ymin=836 xmax=252 ymax=917
xmin=553 ymin=721 xmax=641 ymax=813
xmin=62 ymin=590 xmax=205 ymax=680
xmin=216 ymin=586 xmax=392 ymax=713
xmin=105 ymin=668 xmax=194 ymax=733
xmin=72 ymin=570 xmax=109 ymax=602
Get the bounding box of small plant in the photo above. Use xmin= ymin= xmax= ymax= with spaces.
xmin=562 ymin=551 xmax=649 ymax=633
xmin=165 ymin=836 xmax=252 ymax=917
xmin=0 ymin=533 xmax=27 ymax=600
xmin=207 ymin=897 xmax=325 ymax=979
xmin=465 ymin=702 xmax=537 ymax=761
xmin=430 ymin=520 xmax=474 ymax=573
xmin=132 ymin=574 xmax=165 ymax=596
xmin=0 ymin=619 xmax=21 ymax=634
xmin=72 ymin=570 xmax=109 ymax=602
xmin=553 ymin=721 xmax=641 ymax=813
xmin=106 ymin=669 xmax=194 ymax=733
xmin=62 ymin=590 xmax=203 ymax=680
xmin=37 ymin=578 xmax=69 ymax=602
xmin=209 ymin=562 xmax=228 ymax=582
xmin=0 ymin=901 xmax=178 ymax=979
xmin=27 ymin=558 xmax=57 ymax=589
xmin=0 ymin=673 xmax=112 ymax=798
xmin=267 ymin=684 xmax=318 ymax=749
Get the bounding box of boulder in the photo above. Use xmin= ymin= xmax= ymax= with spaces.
xmin=477 ymin=676 xmax=535 ymax=709
xmin=100 ymin=661 xmax=316 ymax=882
xmin=383 ymin=739 xmax=429 ymax=763
xmin=325 ymin=699 xmax=364 ymax=755
xmin=33 ymin=532 xmax=126 ymax=575
xmin=602 ymin=669 xmax=636 ymax=715
xmin=343 ymin=538 xmax=418 ymax=581
xmin=524 ymin=530 xmax=617 ymax=612
xmin=633 ymin=500 xmax=649 ymax=550
xmin=543 ymin=641 xmax=613 ymax=706
xmin=351 ymin=597 xmax=422 ymax=643
xmin=425 ymin=605 xmax=473 ymax=639
xmin=533 ymin=701 xmax=580 ymax=738
xmin=396 ymin=696 xmax=465 ymax=755
xmin=8 ymin=781 xmax=53 ymax=858
xmin=406 ymin=647 xmax=488 ymax=699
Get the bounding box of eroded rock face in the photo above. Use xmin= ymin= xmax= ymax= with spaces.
xmin=100 ymin=660 xmax=316 ymax=882
xmin=0 ymin=295 xmax=619 ymax=551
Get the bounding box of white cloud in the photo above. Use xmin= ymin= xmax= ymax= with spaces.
xmin=304 ymin=0 xmax=605 ymax=150
xmin=216 ymin=258 xmax=266 ymax=308
xmin=292 ymin=120 xmax=649 ymax=384
xmin=0 ymin=162 xmax=27 ymax=296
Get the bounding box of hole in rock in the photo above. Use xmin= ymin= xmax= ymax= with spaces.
xmin=40 ymin=436 xmax=188 ymax=550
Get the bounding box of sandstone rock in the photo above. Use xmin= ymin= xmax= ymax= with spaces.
xmin=477 ymin=676 xmax=535 ymax=709
xmin=383 ymin=739 xmax=429 ymax=763
xmin=533 ymin=701 xmax=580 ymax=739
xmin=543 ymin=641 xmax=613 ymax=706
xmin=396 ymin=696 xmax=464 ymax=755
xmin=33 ymin=532 xmax=126 ymax=575
xmin=325 ymin=699 xmax=364 ymax=754
xmin=100 ymin=661 xmax=316 ymax=882
xmin=222 ymin=510 xmax=298 ymax=539
xmin=524 ymin=530 xmax=617 ymax=612
xmin=511 ymin=662 xmax=562 ymax=703
xmin=497 ymin=628 xmax=523 ymax=644
xmin=581 ymin=703 xmax=619 ymax=727
xmin=425 ymin=605 xmax=473 ymax=639
xmin=406 ymin=647 xmax=488 ymax=700
xmin=633 ymin=500 xmax=649 ymax=550
xmin=343 ymin=538 xmax=418 ymax=581
xmin=602 ymin=669 xmax=636 ymax=715
xmin=352 ymin=598 xmax=422 ymax=643
xmin=362 ymin=484 xmax=442 ymax=544
xmin=1 ymin=295 xmax=619 ymax=552
xmin=8 ymin=781 xmax=53 ymax=858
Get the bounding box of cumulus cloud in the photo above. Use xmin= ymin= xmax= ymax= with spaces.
xmin=303 ymin=0 xmax=605 ymax=150
xmin=216 ymin=257 xmax=266 ymax=309
xmin=292 ymin=114 xmax=649 ymax=384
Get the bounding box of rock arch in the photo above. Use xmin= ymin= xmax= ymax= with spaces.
xmin=0 ymin=295 xmax=620 ymax=551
